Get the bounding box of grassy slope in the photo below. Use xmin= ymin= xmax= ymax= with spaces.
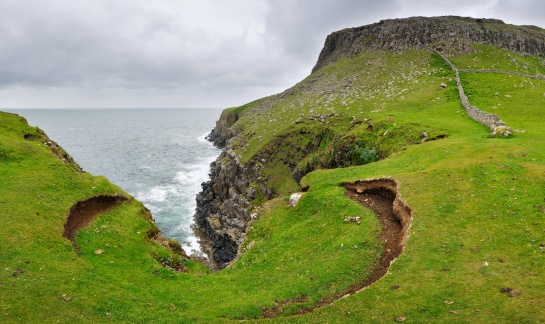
xmin=1 ymin=46 xmax=545 ymax=323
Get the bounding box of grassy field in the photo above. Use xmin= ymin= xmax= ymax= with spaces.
xmin=1 ymin=45 xmax=545 ymax=323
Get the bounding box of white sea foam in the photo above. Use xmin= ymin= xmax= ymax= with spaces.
xmin=24 ymin=108 xmax=224 ymax=258
xmin=197 ymin=132 xmax=210 ymax=143
xmin=137 ymin=184 xmax=180 ymax=203
xmin=135 ymin=153 xmax=219 ymax=256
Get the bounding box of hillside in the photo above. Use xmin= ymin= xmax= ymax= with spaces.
xmin=2 ymin=16 xmax=545 ymax=322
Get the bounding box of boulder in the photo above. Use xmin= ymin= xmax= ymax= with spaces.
xmin=289 ymin=193 xmax=304 ymax=207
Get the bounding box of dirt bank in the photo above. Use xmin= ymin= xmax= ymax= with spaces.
xmin=344 ymin=178 xmax=412 ymax=294
xmin=63 ymin=195 xmax=128 ymax=243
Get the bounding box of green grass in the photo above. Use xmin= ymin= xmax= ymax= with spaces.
xmin=451 ymin=44 xmax=545 ymax=75
xmin=2 ymin=44 xmax=545 ymax=322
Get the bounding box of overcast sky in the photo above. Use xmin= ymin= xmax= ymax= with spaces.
xmin=1 ymin=0 xmax=543 ymax=109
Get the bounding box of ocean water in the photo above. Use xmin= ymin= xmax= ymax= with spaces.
xmin=9 ymin=108 xmax=222 ymax=255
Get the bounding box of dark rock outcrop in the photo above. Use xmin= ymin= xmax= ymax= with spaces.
xmin=313 ymin=16 xmax=545 ymax=72
xmin=194 ymin=150 xmax=270 ymax=269
xmin=207 ymin=109 xmax=240 ymax=148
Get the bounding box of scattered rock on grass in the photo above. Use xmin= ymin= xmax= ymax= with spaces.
xmin=289 ymin=193 xmax=304 ymax=207
xmin=395 ymin=317 xmax=406 ymax=322
xmin=12 ymin=268 xmax=23 ymax=277
xmin=344 ymin=216 xmax=362 ymax=225
xmin=508 ymin=289 xmax=521 ymax=297
xmin=500 ymin=287 xmax=521 ymax=297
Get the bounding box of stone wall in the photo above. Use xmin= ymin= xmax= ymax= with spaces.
xmin=430 ymin=48 xmax=510 ymax=134
xmin=459 ymin=69 xmax=545 ymax=81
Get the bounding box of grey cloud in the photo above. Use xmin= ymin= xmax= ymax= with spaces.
xmin=0 ymin=1 xmax=274 ymax=90
xmin=264 ymin=0 xmax=400 ymax=64
xmin=0 ymin=0 xmax=543 ymax=108
xmin=490 ymin=0 xmax=545 ymax=27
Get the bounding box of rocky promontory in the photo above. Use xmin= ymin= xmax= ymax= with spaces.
xmin=194 ymin=16 xmax=545 ymax=269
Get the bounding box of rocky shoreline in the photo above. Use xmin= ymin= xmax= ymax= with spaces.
xmin=194 ymin=122 xmax=270 ymax=268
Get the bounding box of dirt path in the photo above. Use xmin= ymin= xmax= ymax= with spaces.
xmin=262 ymin=179 xmax=412 ymax=318
xmin=343 ymin=179 xmax=412 ymax=294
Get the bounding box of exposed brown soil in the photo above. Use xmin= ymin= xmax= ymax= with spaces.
xmin=261 ymin=178 xmax=412 ymax=318
xmin=63 ymin=195 xmax=128 ymax=246
xmin=343 ymin=178 xmax=412 ymax=293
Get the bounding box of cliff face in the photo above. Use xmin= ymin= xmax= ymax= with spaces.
xmin=194 ymin=16 xmax=545 ymax=269
xmin=206 ymin=109 xmax=240 ymax=148
xmin=194 ymin=149 xmax=275 ymax=268
xmin=313 ymin=16 xmax=545 ymax=72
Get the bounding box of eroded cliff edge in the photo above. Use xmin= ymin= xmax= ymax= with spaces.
xmin=193 ymin=16 xmax=545 ymax=269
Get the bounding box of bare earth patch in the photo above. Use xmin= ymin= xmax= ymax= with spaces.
xmin=262 ymin=178 xmax=412 ymax=318
xmin=63 ymin=195 xmax=128 ymax=250
xmin=343 ymin=178 xmax=412 ymax=294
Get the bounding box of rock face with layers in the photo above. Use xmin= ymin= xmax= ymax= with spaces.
xmin=194 ymin=149 xmax=274 ymax=268
xmin=313 ymin=16 xmax=545 ymax=72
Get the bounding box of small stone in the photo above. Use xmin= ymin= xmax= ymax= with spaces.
xmin=289 ymin=193 xmax=304 ymax=207
xmin=440 ymin=82 xmax=447 ymax=88
xmin=500 ymin=287 xmax=512 ymax=293
xmin=344 ymin=216 xmax=362 ymax=225
xmin=449 ymin=310 xmax=458 ymax=314
xmin=12 ymin=268 xmax=23 ymax=277
xmin=95 ymin=249 xmax=104 ymax=255
xmin=356 ymin=188 xmax=364 ymax=193
xmin=395 ymin=317 xmax=406 ymax=322
xmin=508 ymin=289 xmax=521 ymax=297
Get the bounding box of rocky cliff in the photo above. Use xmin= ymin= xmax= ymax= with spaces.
xmin=194 ymin=16 xmax=545 ymax=269
xmin=313 ymin=16 xmax=545 ymax=72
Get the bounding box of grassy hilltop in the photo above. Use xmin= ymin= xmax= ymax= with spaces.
xmin=2 ymin=17 xmax=545 ymax=322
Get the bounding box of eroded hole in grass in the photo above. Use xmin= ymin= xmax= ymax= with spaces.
xmin=343 ymin=178 xmax=412 ymax=291
xmin=261 ymin=179 xmax=413 ymax=318
xmin=63 ymin=195 xmax=128 ymax=245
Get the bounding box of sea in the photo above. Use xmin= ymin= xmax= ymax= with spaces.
xmin=7 ymin=108 xmax=223 ymax=256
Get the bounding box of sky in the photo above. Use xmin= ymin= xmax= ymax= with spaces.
xmin=1 ymin=0 xmax=544 ymax=109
